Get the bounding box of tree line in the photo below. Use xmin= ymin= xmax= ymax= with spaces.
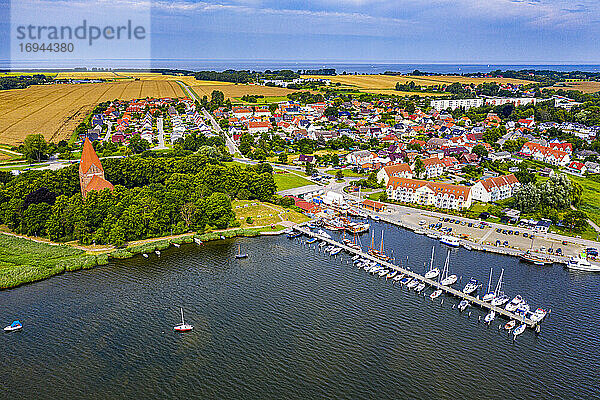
xmin=0 ymin=154 xmax=277 ymax=246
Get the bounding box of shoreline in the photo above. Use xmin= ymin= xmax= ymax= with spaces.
xmin=0 ymin=225 xmax=290 ymax=291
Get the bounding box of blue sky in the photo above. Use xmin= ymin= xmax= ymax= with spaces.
xmin=2 ymin=0 xmax=600 ymax=64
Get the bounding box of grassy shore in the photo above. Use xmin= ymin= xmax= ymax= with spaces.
xmin=0 ymin=233 xmax=108 ymax=290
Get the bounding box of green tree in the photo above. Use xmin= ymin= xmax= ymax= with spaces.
xmin=278 ymin=152 xmax=288 ymax=164
xmin=563 ymin=210 xmax=588 ymax=233
xmin=335 ymin=170 xmax=344 ymax=180
xmin=413 ymin=157 xmax=424 ymax=179
xmin=305 ymin=162 xmax=316 ymax=176
xmin=23 ymin=134 xmax=48 ymax=163
xmin=471 ymin=144 xmax=488 ymax=158
xmin=239 ymin=133 xmax=254 ymax=156
xmin=128 ymin=133 xmax=151 ymax=154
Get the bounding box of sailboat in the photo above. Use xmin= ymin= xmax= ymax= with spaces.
xmin=513 ymin=323 xmax=526 ymax=338
xmin=424 ymin=247 xmax=440 ymax=280
xmin=482 ymin=268 xmax=495 ymax=302
xmin=235 ymin=243 xmax=248 ymax=259
xmin=368 ymin=230 xmax=390 ymax=261
xmin=174 ymin=308 xmax=193 ymax=332
xmin=490 ymin=269 xmax=509 ymax=306
xmin=439 ymin=251 xmax=457 ymax=286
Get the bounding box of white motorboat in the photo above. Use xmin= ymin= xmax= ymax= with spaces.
xmin=516 ymin=302 xmax=530 ymax=316
xmin=566 ymin=256 xmax=600 ymax=272
xmin=415 ymin=282 xmax=426 ymax=292
xmin=142 ymin=253 xmax=149 ymax=258
xmin=462 ymin=278 xmax=481 ymax=295
xmin=401 ymin=277 xmax=412 ymax=285
xmin=173 ymin=308 xmax=193 ymax=332
xmin=482 ymin=268 xmax=495 ymax=302
xmin=407 ymin=279 xmax=420 ymax=289
xmin=155 ymin=250 xmax=161 ymax=256
xmin=458 ymin=300 xmax=469 ymax=311
xmin=504 ymin=320 xmax=516 ymax=330
xmin=378 ymin=269 xmax=390 ymax=277
xmin=194 ymin=238 xmax=203 ymax=245
xmin=393 ymin=274 xmax=405 ymax=282
xmin=530 ymin=308 xmax=548 ymax=323
xmin=513 ymin=323 xmax=526 ymax=338
xmin=317 ymin=229 xmax=332 ymax=239
xmin=484 ymin=310 xmax=496 ymax=323
xmin=430 ymin=289 xmax=442 ymax=299
xmin=440 ymin=235 xmax=460 ymax=247
xmin=352 ymin=254 xmax=361 ymax=261
xmin=173 ymin=243 xmax=180 ymax=248
xmin=505 ymin=295 xmax=523 ymax=312
xmin=386 ymin=270 xmax=398 ymax=279
xmin=330 ymin=248 xmax=342 ymax=256
xmin=4 ymin=320 xmax=22 ymax=332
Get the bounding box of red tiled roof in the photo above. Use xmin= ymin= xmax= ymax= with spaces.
xmin=79 ymin=138 xmax=103 ymax=175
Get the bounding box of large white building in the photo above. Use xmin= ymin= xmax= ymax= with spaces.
xmin=386 ymin=177 xmax=472 ymax=210
xmin=471 ymin=174 xmax=521 ymax=203
xmin=377 ymin=163 xmax=413 ymax=185
xmin=430 ymin=98 xmax=485 ymax=111
xmin=484 ymin=97 xmax=538 ymax=107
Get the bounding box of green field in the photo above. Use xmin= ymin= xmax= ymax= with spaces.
xmin=325 ymin=168 xmax=368 ymax=178
xmin=0 ymin=233 xmax=106 ymax=289
xmin=232 ymin=96 xmax=289 ymax=104
xmin=273 ymin=172 xmax=314 ymax=191
xmin=567 ymin=175 xmax=600 ymax=226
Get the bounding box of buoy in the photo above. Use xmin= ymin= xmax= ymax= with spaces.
xmin=452 ymin=304 xmax=455 ymax=309
xmin=468 ymin=312 xmax=472 ymax=318
xmin=478 ymin=316 xmax=481 ymax=322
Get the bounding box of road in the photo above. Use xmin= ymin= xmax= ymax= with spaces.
xmin=156 ymin=117 xmax=167 ymax=149
xmin=103 ymin=121 xmax=113 ymax=142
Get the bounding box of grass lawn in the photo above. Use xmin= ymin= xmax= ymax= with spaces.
xmin=550 ymin=225 xmax=598 ymax=241
xmin=232 ymin=200 xmax=309 ymax=228
xmin=567 ymin=175 xmax=600 ymax=226
xmin=324 ymin=168 xmax=368 ymax=178
xmin=273 ymin=172 xmax=314 ymax=191
xmin=0 ymin=233 xmax=105 ymax=289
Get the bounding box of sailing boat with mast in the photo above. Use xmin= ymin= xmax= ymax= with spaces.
xmin=439 ymin=251 xmax=457 ymax=286
xmin=424 ymin=246 xmax=440 ymax=280
xmin=174 ymin=308 xmax=193 ymax=332
xmin=482 ymin=268 xmax=495 ymax=302
xmin=491 ymin=269 xmax=509 ymax=306
xmin=368 ymin=230 xmax=390 ymax=261
xmin=235 ymin=243 xmax=248 ymax=259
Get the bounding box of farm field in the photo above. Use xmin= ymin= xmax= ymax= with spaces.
xmin=303 ymin=74 xmax=533 ymax=89
xmin=0 ymin=79 xmax=184 ymax=145
xmin=364 ymin=89 xmax=450 ymax=97
xmin=547 ymin=81 xmax=600 ymax=93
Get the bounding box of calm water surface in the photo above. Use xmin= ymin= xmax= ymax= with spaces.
xmin=2 ymin=221 xmax=600 ymax=399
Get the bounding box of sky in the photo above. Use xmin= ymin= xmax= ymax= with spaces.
xmin=2 ymin=0 xmax=600 ymax=65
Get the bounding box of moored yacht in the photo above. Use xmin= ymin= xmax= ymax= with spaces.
xmin=462 ymin=278 xmax=481 ymax=295
xmin=530 ymin=308 xmax=548 ymax=322
xmin=440 ymin=235 xmax=460 ymax=247
xmin=566 ymin=256 xmax=600 ymax=272
xmin=505 ymin=295 xmax=523 ymax=312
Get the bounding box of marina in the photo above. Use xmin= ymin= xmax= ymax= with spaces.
xmin=293 ymin=223 xmax=542 ymax=330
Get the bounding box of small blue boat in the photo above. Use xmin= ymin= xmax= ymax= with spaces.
xmin=4 ymin=320 xmax=22 ymax=332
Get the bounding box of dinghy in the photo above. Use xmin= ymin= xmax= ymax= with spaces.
xmin=430 ymin=289 xmax=442 ymax=299
xmin=4 ymin=320 xmax=22 ymax=332
xmin=458 ymin=300 xmax=469 ymax=311
xmin=484 ymin=310 xmax=496 ymax=323
xmin=513 ymin=323 xmax=526 ymax=338
xmin=504 ymin=320 xmax=516 ymax=330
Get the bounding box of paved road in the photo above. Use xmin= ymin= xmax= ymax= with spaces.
xmin=202 ymin=108 xmax=240 ymax=155
xmin=103 ymin=121 xmax=113 ymax=142
xmin=156 ymin=117 xmax=167 ymax=149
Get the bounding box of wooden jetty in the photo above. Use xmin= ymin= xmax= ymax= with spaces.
xmin=294 ymin=224 xmax=540 ymax=330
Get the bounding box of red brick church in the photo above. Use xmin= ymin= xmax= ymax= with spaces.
xmin=79 ymin=138 xmax=114 ymax=197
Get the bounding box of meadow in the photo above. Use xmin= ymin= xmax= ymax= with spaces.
xmin=548 ymin=81 xmax=600 ymax=93
xmin=232 ymin=199 xmax=309 ymax=227
xmin=273 ymin=171 xmax=314 ymax=191
xmin=0 ymin=233 xmax=108 ymax=289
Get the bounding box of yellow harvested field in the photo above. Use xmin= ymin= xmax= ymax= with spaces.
xmin=303 ymin=74 xmax=533 ymax=89
xmin=0 ymin=80 xmax=184 ymax=145
xmin=189 ymin=84 xmax=296 ymax=99
xmin=547 ymin=81 xmax=600 ymax=93
xmin=55 ymin=71 xmax=122 ymax=79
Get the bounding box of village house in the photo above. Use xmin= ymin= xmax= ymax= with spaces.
xmin=520 ymin=141 xmax=570 ymax=166
xmin=386 ymin=177 xmax=472 ymax=210
xmin=248 ymin=121 xmax=270 ymax=134
xmin=471 ymin=174 xmax=521 ymax=203
xmin=418 ymin=157 xmax=445 ymax=179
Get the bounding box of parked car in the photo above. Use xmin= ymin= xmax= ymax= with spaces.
xmin=556 ymin=248 xmax=563 ymax=255
xmin=514 ymin=230 xmax=519 ymax=235
xmin=496 ymin=228 xmax=502 ymax=233
xmin=523 ymin=233 xmax=528 ymax=238
xmin=503 ymin=241 xmax=509 ymax=246
xmin=467 ymin=223 xmax=473 ymax=227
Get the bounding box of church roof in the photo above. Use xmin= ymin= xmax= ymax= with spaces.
xmin=79 ymin=137 xmax=103 ymax=174
xmin=85 ymin=175 xmax=114 ymax=193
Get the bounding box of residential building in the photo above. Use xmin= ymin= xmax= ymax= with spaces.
xmin=418 ymin=157 xmax=445 ymax=179
xmin=248 ymin=121 xmax=270 ymax=134
xmin=471 ymin=174 xmax=521 ymax=203
xmin=386 ymin=177 xmax=472 ymax=210
xmin=520 ymin=141 xmax=571 ymax=166
xmin=376 ymin=163 xmax=413 ymax=185
xmin=430 ymin=98 xmax=484 ymax=111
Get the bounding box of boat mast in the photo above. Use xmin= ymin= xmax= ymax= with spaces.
xmin=487 ymin=268 xmax=493 ymax=293
xmin=180 ymin=308 xmax=185 ymax=325
xmin=495 ymin=268 xmax=504 ymax=294
xmin=380 ymin=231 xmax=384 ymax=255
xmin=429 ymin=246 xmax=435 ymax=271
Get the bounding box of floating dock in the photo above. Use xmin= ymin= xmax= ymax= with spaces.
xmin=293 ymin=224 xmax=540 ymax=330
